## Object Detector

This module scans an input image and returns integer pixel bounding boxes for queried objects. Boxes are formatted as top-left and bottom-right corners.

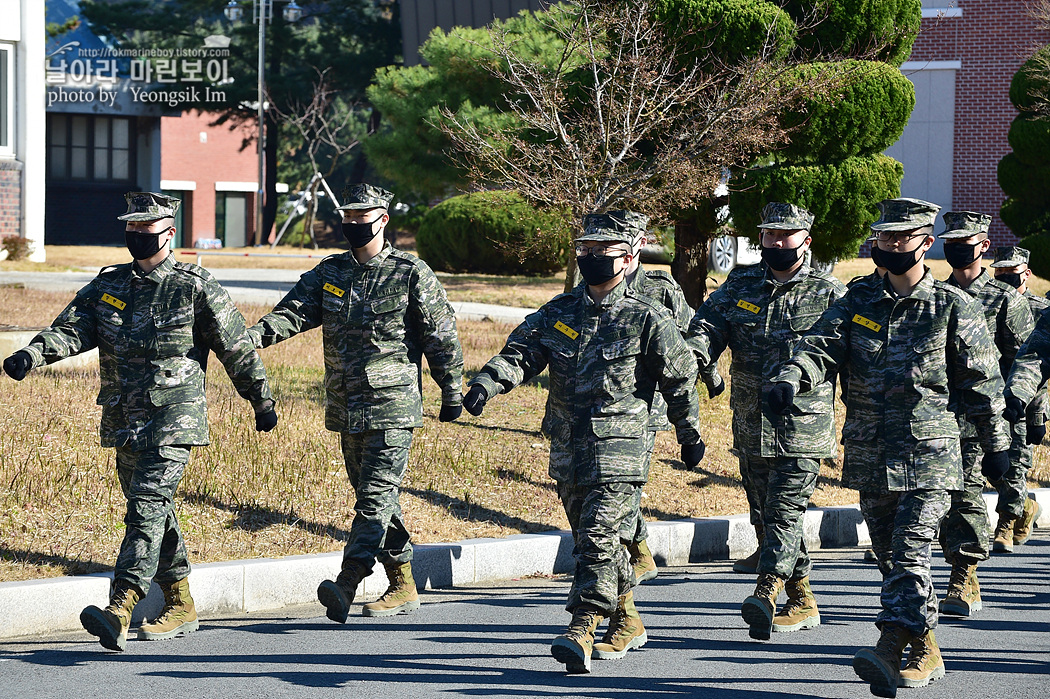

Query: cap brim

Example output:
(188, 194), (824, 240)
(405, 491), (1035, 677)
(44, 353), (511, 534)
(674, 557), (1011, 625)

(757, 222), (810, 231)
(118, 213), (170, 221)
(335, 203), (388, 211)
(938, 230), (986, 239)
(574, 232), (631, 244)
(870, 222), (933, 232)
(989, 260), (1025, 268)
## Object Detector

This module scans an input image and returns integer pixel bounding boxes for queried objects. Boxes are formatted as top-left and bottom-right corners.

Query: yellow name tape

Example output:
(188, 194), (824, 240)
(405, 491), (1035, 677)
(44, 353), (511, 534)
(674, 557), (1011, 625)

(852, 314), (882, 333)
(554, 321), (579, 340)
(101, 293), (126, 310)
(323, 283), (345, 298)
(736, 299), (761, 314)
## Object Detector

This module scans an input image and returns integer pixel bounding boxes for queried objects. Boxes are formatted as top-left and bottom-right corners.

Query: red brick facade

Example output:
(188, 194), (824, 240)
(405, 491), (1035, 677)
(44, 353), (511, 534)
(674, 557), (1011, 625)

(0, 161), (22, 236)
(910, 1), (1050, 244)
(159, 110), (258, 246)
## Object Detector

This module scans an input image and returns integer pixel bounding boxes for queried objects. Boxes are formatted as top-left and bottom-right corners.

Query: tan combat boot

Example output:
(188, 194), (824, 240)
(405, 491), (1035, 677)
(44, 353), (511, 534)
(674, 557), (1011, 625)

(80, 583), (142, 651)
(551, 605), (605, 673)
(1013, 498), (1042, 546)
(740, 572), (786, 640)
(317, 565), (364, 624)
(732, 522), (763, 574)
(627, 540), (658, 583)
(592, 591), (648, 659)
(772, 576), (820, 633)
(992, 513), (1017, 554)
(852, 624), (911, 698)
(363, 561), (420, 617)
(939, 559), (981, 616)
(138, 577), (199, 640)
(899, 629), (945, 688)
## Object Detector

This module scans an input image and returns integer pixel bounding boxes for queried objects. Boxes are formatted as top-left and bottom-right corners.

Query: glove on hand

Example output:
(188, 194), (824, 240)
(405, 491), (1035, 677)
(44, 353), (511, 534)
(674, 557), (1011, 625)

(463, 385), (489, 416)
(681, 440), (706, 469)
(255, 409), (279, 432)
(1027, 422), (1047, 446)
(767, 382), (795, 415)
(705, 374), (726, 399)
(439, 403), (463, 422)
(981, 450), (1010, 482)
(1003, 397), (1026, 424)
(3, 351), (32, 381)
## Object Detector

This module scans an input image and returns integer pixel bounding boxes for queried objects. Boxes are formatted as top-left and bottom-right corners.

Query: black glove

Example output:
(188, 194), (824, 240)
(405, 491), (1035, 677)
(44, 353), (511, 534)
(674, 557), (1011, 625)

(463, 385), (488, 416)
(255, 408), (279, 432)
(704, 374), (726, 399)
(981, 450), (1010, 482)
(767, 382), (795, 415)
(681, 440), (706, 469)
(3, 351), (32, 381)
(1027, 421), (1047, 446)
(1003, 396), (1026, 424)
(439, 403), (463, 422)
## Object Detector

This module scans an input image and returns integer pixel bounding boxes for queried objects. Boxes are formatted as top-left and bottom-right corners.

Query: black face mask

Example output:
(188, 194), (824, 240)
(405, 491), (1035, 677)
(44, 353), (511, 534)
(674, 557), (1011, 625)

(761, 240), (806, 272)
(997, 272), (1024, 289)
(879, 241), (924, 276)
(341, 220), (381, 248)
(125, 230), (167, 261)
(944, 241), (981, 269)
(869, 243), (886, 269)
(577, 253), (623, 286)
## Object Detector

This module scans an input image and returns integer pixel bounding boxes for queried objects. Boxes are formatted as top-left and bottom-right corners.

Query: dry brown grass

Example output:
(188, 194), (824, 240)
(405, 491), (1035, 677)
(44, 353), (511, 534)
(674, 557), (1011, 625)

(3, 258), (1050, 583)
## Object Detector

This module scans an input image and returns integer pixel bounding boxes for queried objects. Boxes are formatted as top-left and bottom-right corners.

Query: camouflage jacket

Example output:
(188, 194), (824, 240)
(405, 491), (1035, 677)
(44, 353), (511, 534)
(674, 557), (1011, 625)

(687, 259), (846, 458)
(1006, 296), (1050, 419)
(19, 254), (272, 449)
(470, 279), (701, 486)
(774, 269), (1010, 492)
(946, 269), (1034, 437)
(250, 242), (463, 434)
(1022, 291), (1050, 424)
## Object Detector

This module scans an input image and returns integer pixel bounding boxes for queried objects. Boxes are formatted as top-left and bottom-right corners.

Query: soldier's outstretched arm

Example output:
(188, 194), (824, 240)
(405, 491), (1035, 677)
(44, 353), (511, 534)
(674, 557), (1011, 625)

(1006, 311), (1050, 411)
(685, 285), (730, 370)
(466, 310), (550, 413)
(999, 289), (1035, 372)
(249, 267), (325, 348)
(953, 298), (1010, 454)
(408, 263), (464, 415)
(5, 282), (101, 379)
(772, 299), (851, 394)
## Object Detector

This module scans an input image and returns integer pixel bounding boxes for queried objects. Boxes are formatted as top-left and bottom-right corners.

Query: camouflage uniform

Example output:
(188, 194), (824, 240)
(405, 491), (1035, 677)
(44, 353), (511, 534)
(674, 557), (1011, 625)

(15, 249), (272, 595)
(772, 267), (1009, 635)
(469, 278), (701, 614)
(250, 230), (462, 579)
(939, 216), (1034, 562)
(687, 203), (845, 580)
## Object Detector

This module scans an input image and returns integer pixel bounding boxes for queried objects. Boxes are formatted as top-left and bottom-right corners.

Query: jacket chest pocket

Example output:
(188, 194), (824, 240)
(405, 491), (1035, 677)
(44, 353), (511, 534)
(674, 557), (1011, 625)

(153, 303), (196, 357)
(366, 291), (408, 340)
(96, 306), (126, 350)
(601, 336), (642, 399)
(851, 333), (884, 365)
(322, 288), (347, 320)
(912, 332), (947, 386)
(727, 309), (763, 361)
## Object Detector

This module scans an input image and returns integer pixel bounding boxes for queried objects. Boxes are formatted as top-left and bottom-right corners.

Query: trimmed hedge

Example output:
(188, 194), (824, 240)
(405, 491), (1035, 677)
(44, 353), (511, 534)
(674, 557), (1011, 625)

(998, 152), (1050, 200)
(1008, 116), (1050, 166)
(1021, 233), (1050, 279)
(779, 60), (914, 162)
(729, 154), (903, 262)
(783, 0), (921, 67)
(416, 191), (572, 276)
(1002, 197), (1050, 239)
(650, 0), (796, 63)
(1010, 46), (1050, 111)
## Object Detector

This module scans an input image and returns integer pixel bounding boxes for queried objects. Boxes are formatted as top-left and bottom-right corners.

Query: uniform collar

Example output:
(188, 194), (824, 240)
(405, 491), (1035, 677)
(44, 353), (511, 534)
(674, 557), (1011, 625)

(947, 267), (990, 295)
(133, 252), (175, 283)
(349, 240), (394, 268)
(878, 266), (936, 303)
(577, 274), (629, 309)
(762, 254), (812, 287)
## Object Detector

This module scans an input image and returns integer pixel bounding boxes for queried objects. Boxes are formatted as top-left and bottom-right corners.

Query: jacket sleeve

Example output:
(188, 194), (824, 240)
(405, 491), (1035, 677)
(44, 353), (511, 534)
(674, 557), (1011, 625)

(19, 281), (100, 368)
(408, 263), (464, 407)
(468, 309), (549, 399)
(1006, 311), (1050, 408)
(645, 312), (702, 445)
(772, 298), (852, 392)
(250, 267), (325, 348)
(197, 277), (273, 412)
(953, 297), (1010, 453)
(686, 284), (731, 370)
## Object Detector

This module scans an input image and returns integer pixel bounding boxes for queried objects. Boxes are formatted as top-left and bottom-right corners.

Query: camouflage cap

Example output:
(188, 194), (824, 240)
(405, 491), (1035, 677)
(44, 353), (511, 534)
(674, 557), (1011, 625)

(938, 210), (992, 239)
(990, 245), (1031, 268)
(757, 202), (814, 231)
(117, 192), (181, 221)
(576, 210), (649, 244)
(870, 197), (941, 232)
(335, 183), (394, 211)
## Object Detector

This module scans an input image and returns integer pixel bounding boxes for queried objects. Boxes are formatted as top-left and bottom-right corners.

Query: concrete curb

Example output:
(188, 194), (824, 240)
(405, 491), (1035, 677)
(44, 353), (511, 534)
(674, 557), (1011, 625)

(3, 489), (1046, 641)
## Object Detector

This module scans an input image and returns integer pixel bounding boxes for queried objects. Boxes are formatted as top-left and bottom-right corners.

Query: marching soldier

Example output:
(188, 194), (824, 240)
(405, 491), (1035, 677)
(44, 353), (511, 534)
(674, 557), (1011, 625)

(768, 198), (1010, 696)
(938, 213), (1034, 615)
(686, 202), (846, 640)
(248, 184), (464, 622)
(463, 213), (704, 673)
(2, 192), (277, 652)
(991, 246), (1046, 549)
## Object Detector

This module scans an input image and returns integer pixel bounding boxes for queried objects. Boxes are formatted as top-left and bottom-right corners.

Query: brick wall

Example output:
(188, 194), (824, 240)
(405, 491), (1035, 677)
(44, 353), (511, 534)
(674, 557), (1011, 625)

(0, 160), (23, 236)
(160, 111), (258, 245)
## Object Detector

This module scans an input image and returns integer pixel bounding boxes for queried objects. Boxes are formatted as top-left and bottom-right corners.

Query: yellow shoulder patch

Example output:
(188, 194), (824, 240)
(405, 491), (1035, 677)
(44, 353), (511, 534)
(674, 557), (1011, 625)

(101, 293), (127, 310)
(852, 314), (883, 333)
(736, 299), (761, 314)
(554, 320), (579, 340)
(322, 283), (345, 298)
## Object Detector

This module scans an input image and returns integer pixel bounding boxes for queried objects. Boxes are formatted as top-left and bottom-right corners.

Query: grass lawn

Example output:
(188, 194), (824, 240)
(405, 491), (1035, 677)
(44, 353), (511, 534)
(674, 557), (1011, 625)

(1, 251), (1048, 582)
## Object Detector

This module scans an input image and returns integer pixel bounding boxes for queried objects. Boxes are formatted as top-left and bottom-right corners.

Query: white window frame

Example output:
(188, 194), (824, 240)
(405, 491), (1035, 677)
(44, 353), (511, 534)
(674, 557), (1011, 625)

(0, 42), (15, 157)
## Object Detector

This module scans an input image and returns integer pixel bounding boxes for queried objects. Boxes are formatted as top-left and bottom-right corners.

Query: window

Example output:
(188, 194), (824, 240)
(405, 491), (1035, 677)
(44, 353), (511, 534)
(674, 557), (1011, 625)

(0, 43), (13, 156)
(47, 114), (134, 182)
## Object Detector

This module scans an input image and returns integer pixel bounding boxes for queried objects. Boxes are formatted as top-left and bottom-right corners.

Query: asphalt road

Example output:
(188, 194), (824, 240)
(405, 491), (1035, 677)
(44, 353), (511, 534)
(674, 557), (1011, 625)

(3, 540), (1048, 699)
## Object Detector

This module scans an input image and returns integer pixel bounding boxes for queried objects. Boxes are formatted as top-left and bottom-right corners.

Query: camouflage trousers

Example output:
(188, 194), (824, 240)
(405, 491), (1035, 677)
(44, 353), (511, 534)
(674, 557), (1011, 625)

(753, 455), (820, 580)
(939, 439), (991, 564)
(339, 429), (414, 580)
(739, 450), (770, 529)
(559, 481), (640, 615)
(991, 421), (1032, 519)
(113, 444), (192, 596)
(860, 489), (950, 636)
(619, 431), (656, 546)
